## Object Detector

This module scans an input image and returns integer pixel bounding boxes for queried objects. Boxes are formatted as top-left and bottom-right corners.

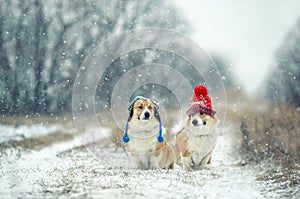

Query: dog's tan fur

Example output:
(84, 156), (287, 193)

(175, 112), (218, 171)
(127, 99), (175, 170)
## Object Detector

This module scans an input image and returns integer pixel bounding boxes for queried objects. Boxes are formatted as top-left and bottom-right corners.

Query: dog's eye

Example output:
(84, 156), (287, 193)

(200, 112), (204, 115)
(138, 105), (143, 109)
(148, 106), (153, 110)
(203, 121), (206, 125)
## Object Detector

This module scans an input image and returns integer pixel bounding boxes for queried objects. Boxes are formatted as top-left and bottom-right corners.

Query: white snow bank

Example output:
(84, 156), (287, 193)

(0, 123), (71, 143)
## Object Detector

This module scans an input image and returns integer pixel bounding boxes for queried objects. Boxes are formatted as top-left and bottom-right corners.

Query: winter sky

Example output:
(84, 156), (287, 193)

(173, 0), (300, 93)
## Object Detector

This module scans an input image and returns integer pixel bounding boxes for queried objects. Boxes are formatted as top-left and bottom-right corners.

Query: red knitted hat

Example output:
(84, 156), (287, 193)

(187, 85), (216, 117)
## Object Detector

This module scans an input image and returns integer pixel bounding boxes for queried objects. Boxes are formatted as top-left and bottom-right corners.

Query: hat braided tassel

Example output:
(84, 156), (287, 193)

(122, 121), (130, 143)
(157, 117), (164, 143)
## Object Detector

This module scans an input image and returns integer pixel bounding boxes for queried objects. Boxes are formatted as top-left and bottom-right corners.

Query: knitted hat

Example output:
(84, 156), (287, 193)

(186, 85), (216, 117)
(122, 96), (164, 143)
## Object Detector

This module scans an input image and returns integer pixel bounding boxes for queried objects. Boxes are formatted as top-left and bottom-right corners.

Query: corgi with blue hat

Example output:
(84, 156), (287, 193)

(122, 96), (175, 170)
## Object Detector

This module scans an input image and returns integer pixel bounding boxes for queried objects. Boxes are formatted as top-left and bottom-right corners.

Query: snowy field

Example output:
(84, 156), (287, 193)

(0, 123), (298, 198)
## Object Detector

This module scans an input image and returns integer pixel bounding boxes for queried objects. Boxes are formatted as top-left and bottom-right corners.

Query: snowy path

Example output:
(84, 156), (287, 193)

(0, 125), (295, 198)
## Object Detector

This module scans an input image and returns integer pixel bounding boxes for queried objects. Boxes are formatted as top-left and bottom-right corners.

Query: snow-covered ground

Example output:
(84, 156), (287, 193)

(0, 124), (298, 198)
(0, 124), (63, 143)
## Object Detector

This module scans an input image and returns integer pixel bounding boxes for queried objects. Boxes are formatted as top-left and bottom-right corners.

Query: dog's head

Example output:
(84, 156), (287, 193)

(128, 98), (160, 126)
(187, 111), (217, 130)
(123, 96), (164, 143)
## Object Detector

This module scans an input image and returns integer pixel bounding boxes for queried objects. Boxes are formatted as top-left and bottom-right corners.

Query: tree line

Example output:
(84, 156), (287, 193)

(3, 0), (291, 116)
(266, 18), (300, 107)
(0, 0), (189, 115)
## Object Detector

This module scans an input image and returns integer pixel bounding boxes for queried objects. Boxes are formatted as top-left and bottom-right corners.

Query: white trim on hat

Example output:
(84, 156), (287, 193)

(191, 101), (204, 106)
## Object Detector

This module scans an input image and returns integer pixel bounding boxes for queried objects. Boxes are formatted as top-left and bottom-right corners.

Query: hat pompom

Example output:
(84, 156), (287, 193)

(188, 85), (216, 116)
(122, 135), (130, 143)
(157, 135), (164, 143)
(194, 85), (208, 97)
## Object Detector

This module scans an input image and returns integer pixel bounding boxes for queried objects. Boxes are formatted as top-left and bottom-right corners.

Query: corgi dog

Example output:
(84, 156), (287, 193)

(175, 85), (218, 171)
(122, 96), (175, 170)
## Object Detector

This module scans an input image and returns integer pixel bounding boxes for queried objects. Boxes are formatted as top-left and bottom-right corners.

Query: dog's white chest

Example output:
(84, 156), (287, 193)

(190, 127), (208, 149)
(189, 127), (215, 163)
(127, 123), (160, 153)
(127, 124), (165, 169)
(129, 136), (157, 153)
(128, 136), (161, 169)
(191, 136), (205, 151)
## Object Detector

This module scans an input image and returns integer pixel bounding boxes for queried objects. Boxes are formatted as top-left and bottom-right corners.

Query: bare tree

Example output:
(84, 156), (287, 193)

(32, 0), (48, 113)
(266, 18), (300, 106)
(210, 54), (235, 89)
(0, 2), (13, 113)
(0, 0), (190, 115)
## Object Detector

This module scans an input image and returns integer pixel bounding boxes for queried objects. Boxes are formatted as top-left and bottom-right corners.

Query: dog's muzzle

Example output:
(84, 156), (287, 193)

(138, 111), (151, 120)
(192, 118), (206, 127)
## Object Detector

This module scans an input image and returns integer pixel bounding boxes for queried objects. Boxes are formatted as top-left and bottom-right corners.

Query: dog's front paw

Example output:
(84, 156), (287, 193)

(150, 165), (160, 170)
(183, 164), (193, 171)
(181, 157), (193, 171)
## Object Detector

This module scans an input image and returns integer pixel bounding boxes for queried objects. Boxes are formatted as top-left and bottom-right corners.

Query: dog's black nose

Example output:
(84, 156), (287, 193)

(192, 119), (198, 126)
(144, 111), (150, 119)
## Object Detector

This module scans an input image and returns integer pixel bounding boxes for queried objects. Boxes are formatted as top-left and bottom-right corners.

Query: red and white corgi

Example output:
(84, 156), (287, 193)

(175, 85), (218, 171)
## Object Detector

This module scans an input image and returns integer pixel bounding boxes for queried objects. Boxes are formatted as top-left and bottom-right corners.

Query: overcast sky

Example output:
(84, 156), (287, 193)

(173, 0), (300, 93)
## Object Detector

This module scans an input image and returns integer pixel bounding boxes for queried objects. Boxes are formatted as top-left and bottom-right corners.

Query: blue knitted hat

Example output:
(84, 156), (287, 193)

(122, 96), (164, 143)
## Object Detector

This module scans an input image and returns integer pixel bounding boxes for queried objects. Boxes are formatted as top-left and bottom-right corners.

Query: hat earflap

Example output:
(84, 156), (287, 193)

(153, 101), (164, 143)
(122, 96), (143, 143)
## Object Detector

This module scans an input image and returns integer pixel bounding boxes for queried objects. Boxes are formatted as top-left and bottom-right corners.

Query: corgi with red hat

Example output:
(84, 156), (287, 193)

(175, 85), (218, 171)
